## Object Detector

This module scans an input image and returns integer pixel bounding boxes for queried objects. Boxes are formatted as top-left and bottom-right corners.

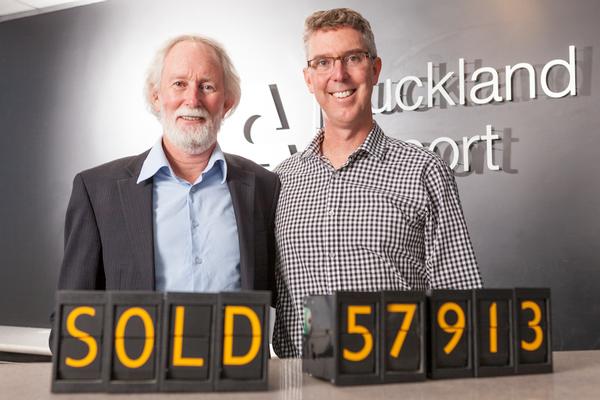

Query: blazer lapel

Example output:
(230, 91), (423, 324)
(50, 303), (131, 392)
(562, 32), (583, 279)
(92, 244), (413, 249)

(226, 154), (255, 290)
(117, 152), (155, 290)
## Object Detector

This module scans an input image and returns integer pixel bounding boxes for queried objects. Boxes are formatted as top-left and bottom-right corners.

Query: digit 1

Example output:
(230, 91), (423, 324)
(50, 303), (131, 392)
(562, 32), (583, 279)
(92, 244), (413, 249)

(489, 302), (498, 354)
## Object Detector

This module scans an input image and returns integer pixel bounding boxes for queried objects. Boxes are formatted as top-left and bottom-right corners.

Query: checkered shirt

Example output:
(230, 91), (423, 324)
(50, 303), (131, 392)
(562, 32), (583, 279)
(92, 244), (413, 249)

(272, 123), (483, 358)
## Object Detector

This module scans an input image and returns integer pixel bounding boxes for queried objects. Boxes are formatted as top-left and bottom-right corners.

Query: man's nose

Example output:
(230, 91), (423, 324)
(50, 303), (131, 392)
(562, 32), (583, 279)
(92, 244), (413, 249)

(330, 58), (348, 80)
(184, 85), (202, 107)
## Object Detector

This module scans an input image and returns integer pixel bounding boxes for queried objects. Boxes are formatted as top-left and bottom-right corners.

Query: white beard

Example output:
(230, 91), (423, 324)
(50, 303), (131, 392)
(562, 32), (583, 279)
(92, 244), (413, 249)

(160, 106), (222, 155)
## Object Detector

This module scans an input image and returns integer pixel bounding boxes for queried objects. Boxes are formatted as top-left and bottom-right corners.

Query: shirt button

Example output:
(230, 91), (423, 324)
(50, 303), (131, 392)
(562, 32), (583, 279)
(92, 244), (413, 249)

(192, 221), (199, 229)
(194, 257), (203, 265)
(328, 209), (335, 216)
(329, 252), (336, 259)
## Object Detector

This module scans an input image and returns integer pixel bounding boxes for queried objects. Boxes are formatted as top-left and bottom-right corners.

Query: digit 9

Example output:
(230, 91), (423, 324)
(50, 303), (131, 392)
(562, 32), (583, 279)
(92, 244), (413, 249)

(437, 302), (465, 354)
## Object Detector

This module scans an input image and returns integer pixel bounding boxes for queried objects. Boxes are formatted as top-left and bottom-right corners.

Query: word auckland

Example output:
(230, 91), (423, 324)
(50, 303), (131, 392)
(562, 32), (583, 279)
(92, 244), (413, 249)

(373, 45), (577, 112)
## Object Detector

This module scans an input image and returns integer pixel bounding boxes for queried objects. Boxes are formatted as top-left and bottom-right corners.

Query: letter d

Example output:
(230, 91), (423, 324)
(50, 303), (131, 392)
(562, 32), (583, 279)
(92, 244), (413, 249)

(222, 306), (262, 366)
(541, 45), (577, 98)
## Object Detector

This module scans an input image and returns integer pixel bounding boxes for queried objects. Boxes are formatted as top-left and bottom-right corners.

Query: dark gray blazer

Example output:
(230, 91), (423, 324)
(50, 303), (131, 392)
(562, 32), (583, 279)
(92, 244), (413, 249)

(56, 150), (280, 296)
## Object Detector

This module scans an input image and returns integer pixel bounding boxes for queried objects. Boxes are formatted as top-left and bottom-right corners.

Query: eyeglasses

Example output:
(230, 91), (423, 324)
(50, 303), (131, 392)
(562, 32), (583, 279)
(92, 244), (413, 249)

(307, 51), (373, 73)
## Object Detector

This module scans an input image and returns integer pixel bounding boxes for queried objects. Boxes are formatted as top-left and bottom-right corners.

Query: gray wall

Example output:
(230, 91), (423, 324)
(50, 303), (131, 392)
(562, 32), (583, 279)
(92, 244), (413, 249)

(0, 0), (598, 350)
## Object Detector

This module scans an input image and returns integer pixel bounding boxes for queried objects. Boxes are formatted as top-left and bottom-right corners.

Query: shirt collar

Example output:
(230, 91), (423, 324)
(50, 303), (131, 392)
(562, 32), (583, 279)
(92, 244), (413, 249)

(301, 128), (325, 159)
(301, 121), (387, 161)
(205, 144), (228, 184)
(356, 121), (386, 161)
(137, 138), (227, 184)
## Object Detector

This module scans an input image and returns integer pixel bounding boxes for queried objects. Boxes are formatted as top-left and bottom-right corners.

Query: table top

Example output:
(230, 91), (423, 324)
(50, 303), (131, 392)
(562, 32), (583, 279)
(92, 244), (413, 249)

(0, 325), (51, 355)
(1, 350), (598, 399)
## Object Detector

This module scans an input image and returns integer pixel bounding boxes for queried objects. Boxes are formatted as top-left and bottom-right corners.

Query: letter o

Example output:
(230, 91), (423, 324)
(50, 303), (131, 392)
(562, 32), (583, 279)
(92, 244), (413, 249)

(114, 307), (155, 368)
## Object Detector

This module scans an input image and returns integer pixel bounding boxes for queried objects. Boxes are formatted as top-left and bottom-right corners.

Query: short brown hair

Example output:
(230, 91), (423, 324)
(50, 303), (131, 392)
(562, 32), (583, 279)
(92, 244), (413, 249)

(303, 8), (377, 58)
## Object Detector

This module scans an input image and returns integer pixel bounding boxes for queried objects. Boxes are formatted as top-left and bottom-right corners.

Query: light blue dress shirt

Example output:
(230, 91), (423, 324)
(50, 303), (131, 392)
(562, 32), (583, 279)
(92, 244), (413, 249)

(137, 140), (241, 292)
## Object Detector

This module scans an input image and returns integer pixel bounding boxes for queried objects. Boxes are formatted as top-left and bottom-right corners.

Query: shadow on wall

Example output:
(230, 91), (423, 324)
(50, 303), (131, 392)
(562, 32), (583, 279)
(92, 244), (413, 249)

(368, 46), (593, 176)
(446, 127), (518, 177)
(373, 46), (593, 113)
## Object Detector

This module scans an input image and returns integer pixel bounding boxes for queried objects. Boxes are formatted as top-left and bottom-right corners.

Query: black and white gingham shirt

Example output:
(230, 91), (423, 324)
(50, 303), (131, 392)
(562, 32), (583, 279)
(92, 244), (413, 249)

(273, 123), (482, 358)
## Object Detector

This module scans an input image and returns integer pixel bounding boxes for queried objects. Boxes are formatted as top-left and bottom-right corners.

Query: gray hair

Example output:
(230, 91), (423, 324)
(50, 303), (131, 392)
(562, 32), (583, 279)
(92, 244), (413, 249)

(303, 8), (377, 58)
(144, 34), (241, 118)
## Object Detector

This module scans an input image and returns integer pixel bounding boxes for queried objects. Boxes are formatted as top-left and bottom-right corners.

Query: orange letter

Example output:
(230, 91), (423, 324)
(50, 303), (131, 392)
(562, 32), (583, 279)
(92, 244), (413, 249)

(223, 306), (261, 366)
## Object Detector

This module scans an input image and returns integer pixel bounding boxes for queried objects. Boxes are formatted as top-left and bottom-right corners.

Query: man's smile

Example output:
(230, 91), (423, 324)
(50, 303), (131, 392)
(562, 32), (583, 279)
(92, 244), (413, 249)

(178, 115), (206, 122)
(330, 89), (356, 99)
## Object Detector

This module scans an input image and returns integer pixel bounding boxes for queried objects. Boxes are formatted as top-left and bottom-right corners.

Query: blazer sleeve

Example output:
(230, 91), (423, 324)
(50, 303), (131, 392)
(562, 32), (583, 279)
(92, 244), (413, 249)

(267, 175), (281, 307)
(50, 173), (105, 350)
(58, 173), (105, 291)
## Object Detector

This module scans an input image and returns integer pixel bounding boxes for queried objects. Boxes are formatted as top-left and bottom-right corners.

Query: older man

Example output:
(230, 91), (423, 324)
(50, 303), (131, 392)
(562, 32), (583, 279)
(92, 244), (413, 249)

(56, 35), (279, 296)
(273, 8), (482, 357)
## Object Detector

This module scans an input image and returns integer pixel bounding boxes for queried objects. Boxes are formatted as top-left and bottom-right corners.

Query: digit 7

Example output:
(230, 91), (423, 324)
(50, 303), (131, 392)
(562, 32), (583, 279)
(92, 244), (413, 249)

(387, 304), (416, 357)
(381, 291), (426, 383)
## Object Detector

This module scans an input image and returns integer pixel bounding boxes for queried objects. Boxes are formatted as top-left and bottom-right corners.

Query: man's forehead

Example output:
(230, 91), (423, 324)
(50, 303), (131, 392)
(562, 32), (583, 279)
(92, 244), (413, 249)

(307, 27), (366, 56)
(162, 40), (221, 73)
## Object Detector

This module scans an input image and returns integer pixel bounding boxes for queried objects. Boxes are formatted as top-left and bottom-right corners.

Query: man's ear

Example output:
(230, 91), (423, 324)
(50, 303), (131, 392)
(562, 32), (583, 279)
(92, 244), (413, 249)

(372, 56), (382, 84)
(303, 67), (315, 94)
(223, 97), (235, 118)
(151, 89), (161, 114)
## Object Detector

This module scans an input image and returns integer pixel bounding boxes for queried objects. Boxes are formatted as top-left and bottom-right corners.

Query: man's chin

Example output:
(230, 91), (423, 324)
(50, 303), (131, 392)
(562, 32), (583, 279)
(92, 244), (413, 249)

(182, 141), (217, 155)
(176, 119), (207, 130)
(162, 116), (221, 156)
(163, 130), (216, 155)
